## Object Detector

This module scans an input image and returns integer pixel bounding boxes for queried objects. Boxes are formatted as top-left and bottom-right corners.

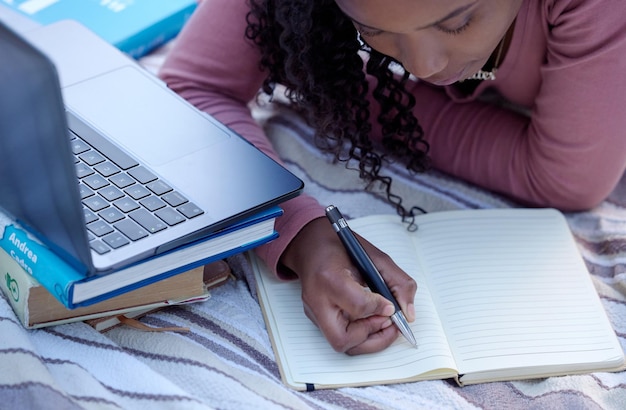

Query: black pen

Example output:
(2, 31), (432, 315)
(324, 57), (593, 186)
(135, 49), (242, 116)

(325, 205), (417, 348)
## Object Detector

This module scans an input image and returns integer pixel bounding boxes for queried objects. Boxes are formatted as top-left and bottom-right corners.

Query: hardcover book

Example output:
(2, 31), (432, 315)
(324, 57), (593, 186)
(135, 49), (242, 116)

(2, 0), (197, 58)
(253, 208), (626, 390)
(84, 260), (233, 332)
(0, 249), (232, 329)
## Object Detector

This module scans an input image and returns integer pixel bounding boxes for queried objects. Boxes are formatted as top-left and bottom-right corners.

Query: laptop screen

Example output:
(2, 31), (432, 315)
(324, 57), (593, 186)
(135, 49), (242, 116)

(0, 21), (92, 273)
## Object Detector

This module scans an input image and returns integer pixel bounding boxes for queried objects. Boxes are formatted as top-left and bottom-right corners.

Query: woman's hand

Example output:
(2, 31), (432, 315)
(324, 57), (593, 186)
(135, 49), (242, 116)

(280, 217), (417, 355)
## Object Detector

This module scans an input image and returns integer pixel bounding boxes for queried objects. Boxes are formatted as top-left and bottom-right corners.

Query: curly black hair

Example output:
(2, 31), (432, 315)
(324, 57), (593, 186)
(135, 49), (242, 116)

(245, 0), (431, 224)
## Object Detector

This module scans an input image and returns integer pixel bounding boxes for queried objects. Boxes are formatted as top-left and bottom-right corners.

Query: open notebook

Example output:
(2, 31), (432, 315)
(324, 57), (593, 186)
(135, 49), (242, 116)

(253, 208), (625, 391)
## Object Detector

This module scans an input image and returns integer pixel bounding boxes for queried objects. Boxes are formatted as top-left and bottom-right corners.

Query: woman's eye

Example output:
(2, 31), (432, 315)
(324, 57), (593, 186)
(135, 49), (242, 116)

(356, 24), (384, 38)
(355, 16), (473, 37)
(437, 18), (472, 35)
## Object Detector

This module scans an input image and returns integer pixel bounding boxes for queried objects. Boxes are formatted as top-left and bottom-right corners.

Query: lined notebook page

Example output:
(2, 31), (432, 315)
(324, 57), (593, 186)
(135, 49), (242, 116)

(414, 209), (624, 377)
(254, 215), (458, 388)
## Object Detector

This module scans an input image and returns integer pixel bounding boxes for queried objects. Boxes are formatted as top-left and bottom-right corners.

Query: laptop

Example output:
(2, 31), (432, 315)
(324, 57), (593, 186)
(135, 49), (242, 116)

(0, 19), (303, 275)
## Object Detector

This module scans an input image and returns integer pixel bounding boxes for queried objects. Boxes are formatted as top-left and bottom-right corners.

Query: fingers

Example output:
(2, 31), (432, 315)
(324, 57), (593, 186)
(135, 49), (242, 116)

(281, 217), (418, 355)
(358, 234), (417, 322)
(344, 321), (398, 355)
(303, 298), (399, 354)
(301, 266), (400, 354)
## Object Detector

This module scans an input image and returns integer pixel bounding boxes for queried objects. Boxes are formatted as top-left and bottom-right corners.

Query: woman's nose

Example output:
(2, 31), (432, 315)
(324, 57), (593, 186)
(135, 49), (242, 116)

(396, 34), (448, 79)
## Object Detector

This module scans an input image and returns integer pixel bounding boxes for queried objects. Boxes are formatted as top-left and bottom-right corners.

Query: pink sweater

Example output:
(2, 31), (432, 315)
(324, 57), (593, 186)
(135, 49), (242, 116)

(160, 0), (626, 275)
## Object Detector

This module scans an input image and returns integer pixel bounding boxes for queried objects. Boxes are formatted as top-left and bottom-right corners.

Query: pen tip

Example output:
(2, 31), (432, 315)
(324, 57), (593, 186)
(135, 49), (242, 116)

(391, 312), (418, 348)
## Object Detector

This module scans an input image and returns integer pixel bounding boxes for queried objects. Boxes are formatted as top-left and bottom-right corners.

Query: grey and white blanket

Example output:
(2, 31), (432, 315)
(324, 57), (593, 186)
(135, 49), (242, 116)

(1, 45), (625, 410)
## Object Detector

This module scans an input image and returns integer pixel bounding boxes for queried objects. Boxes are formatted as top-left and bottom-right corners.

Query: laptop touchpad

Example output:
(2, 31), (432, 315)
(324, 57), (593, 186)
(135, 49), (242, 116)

(62, 66), (229, 166)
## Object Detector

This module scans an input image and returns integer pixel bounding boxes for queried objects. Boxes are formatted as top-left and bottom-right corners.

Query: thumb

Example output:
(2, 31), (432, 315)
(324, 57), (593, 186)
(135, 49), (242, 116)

(362, 289), (396, 319)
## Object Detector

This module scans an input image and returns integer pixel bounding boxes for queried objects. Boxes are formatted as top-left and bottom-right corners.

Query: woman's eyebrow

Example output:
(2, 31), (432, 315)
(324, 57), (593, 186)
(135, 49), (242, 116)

(346, 1), (478, 32)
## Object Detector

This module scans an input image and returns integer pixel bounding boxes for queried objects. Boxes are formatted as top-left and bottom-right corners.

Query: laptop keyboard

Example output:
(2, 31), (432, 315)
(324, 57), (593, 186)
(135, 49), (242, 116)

(69, 129), (204, 255)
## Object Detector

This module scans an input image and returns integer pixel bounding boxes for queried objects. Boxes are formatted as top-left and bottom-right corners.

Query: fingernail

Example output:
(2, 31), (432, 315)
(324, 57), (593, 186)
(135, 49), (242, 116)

(383, 304), (395, 317)
(407, 302), (415, 322)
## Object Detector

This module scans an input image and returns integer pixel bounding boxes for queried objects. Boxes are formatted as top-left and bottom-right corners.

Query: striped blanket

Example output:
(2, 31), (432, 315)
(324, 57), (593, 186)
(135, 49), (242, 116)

(1, 46), (625, 410)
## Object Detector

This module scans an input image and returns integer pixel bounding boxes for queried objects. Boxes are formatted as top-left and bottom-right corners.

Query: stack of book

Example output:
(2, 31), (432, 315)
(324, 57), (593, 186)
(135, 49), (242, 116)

(0, 247), (230, 330)
(0, 206), (282, 330)
(0, 0), (198, 58)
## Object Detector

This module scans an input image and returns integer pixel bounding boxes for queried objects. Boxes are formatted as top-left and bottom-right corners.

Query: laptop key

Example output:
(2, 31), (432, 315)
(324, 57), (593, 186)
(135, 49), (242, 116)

(83, 174), (110, 190)
(177, 202), (204, 219)
(99, 186), (124, 202)
(99, 207), (125, 223)
(94, 161), (121, 177)
(77, 125), (139, 170)
(83, 195), (109, 212)
(128, 166), (157, 184)
(114, 219), (149, 241)
(162, 191), (188, 207)
(146, 180), (172, 195)
(102, 232), (130, 249)
(109, 173), (136, 188)
(78, 183), (95, 199)
(155, 207), (185, 226)
(75, 162), (94, 178)
(90, 240), (111, 255)
(140, 195), (166, 211)
(124, 184), (151, 200)
(83, 208), (98, 224)
(130, 209), (168, 233)
(87, 220), (114, 237)
(79, 150), (106, 166)
(70, 138), (90, 155)
(113, 197), (140, 213)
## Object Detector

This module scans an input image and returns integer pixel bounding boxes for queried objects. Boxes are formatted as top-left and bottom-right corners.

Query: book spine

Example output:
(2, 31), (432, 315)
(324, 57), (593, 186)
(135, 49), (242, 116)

(119, 4), (197, 59)
(0, 213), (82, 308)
(3, 0), (197, 59)
(0, 247), (35, 328)
(74, 231), (278, 308)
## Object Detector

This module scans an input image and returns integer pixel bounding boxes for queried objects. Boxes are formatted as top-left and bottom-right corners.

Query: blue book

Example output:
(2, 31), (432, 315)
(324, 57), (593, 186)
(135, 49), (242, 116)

(4, 0), (197, 58)
(0, 206), (281, 308)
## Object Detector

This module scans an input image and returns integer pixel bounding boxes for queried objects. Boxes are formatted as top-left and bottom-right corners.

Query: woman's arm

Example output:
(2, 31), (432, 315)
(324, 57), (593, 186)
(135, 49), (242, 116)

(158, 0), (325, 275)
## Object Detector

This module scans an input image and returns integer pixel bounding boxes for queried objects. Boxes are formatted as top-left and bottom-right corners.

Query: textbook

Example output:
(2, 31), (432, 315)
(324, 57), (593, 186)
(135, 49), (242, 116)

(84, 260), (233, 332)
(3, 0), (197, 58)
(253, 208), (626, 390)
(0, 206), (281, 309)
(0, 247), (229, 329)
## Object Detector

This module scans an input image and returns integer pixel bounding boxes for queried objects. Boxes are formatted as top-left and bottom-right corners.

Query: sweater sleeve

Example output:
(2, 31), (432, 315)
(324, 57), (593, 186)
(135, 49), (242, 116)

(158, 0), (325, 278)
(403, 0), (626, 211)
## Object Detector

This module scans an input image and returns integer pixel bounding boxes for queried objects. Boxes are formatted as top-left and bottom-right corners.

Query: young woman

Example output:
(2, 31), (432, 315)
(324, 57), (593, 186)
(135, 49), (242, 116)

(160, 0), (626, 355)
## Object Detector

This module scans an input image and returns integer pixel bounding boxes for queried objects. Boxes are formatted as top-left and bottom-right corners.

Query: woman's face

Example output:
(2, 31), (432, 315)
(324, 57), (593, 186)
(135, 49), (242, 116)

(334, 0), (523, 85)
